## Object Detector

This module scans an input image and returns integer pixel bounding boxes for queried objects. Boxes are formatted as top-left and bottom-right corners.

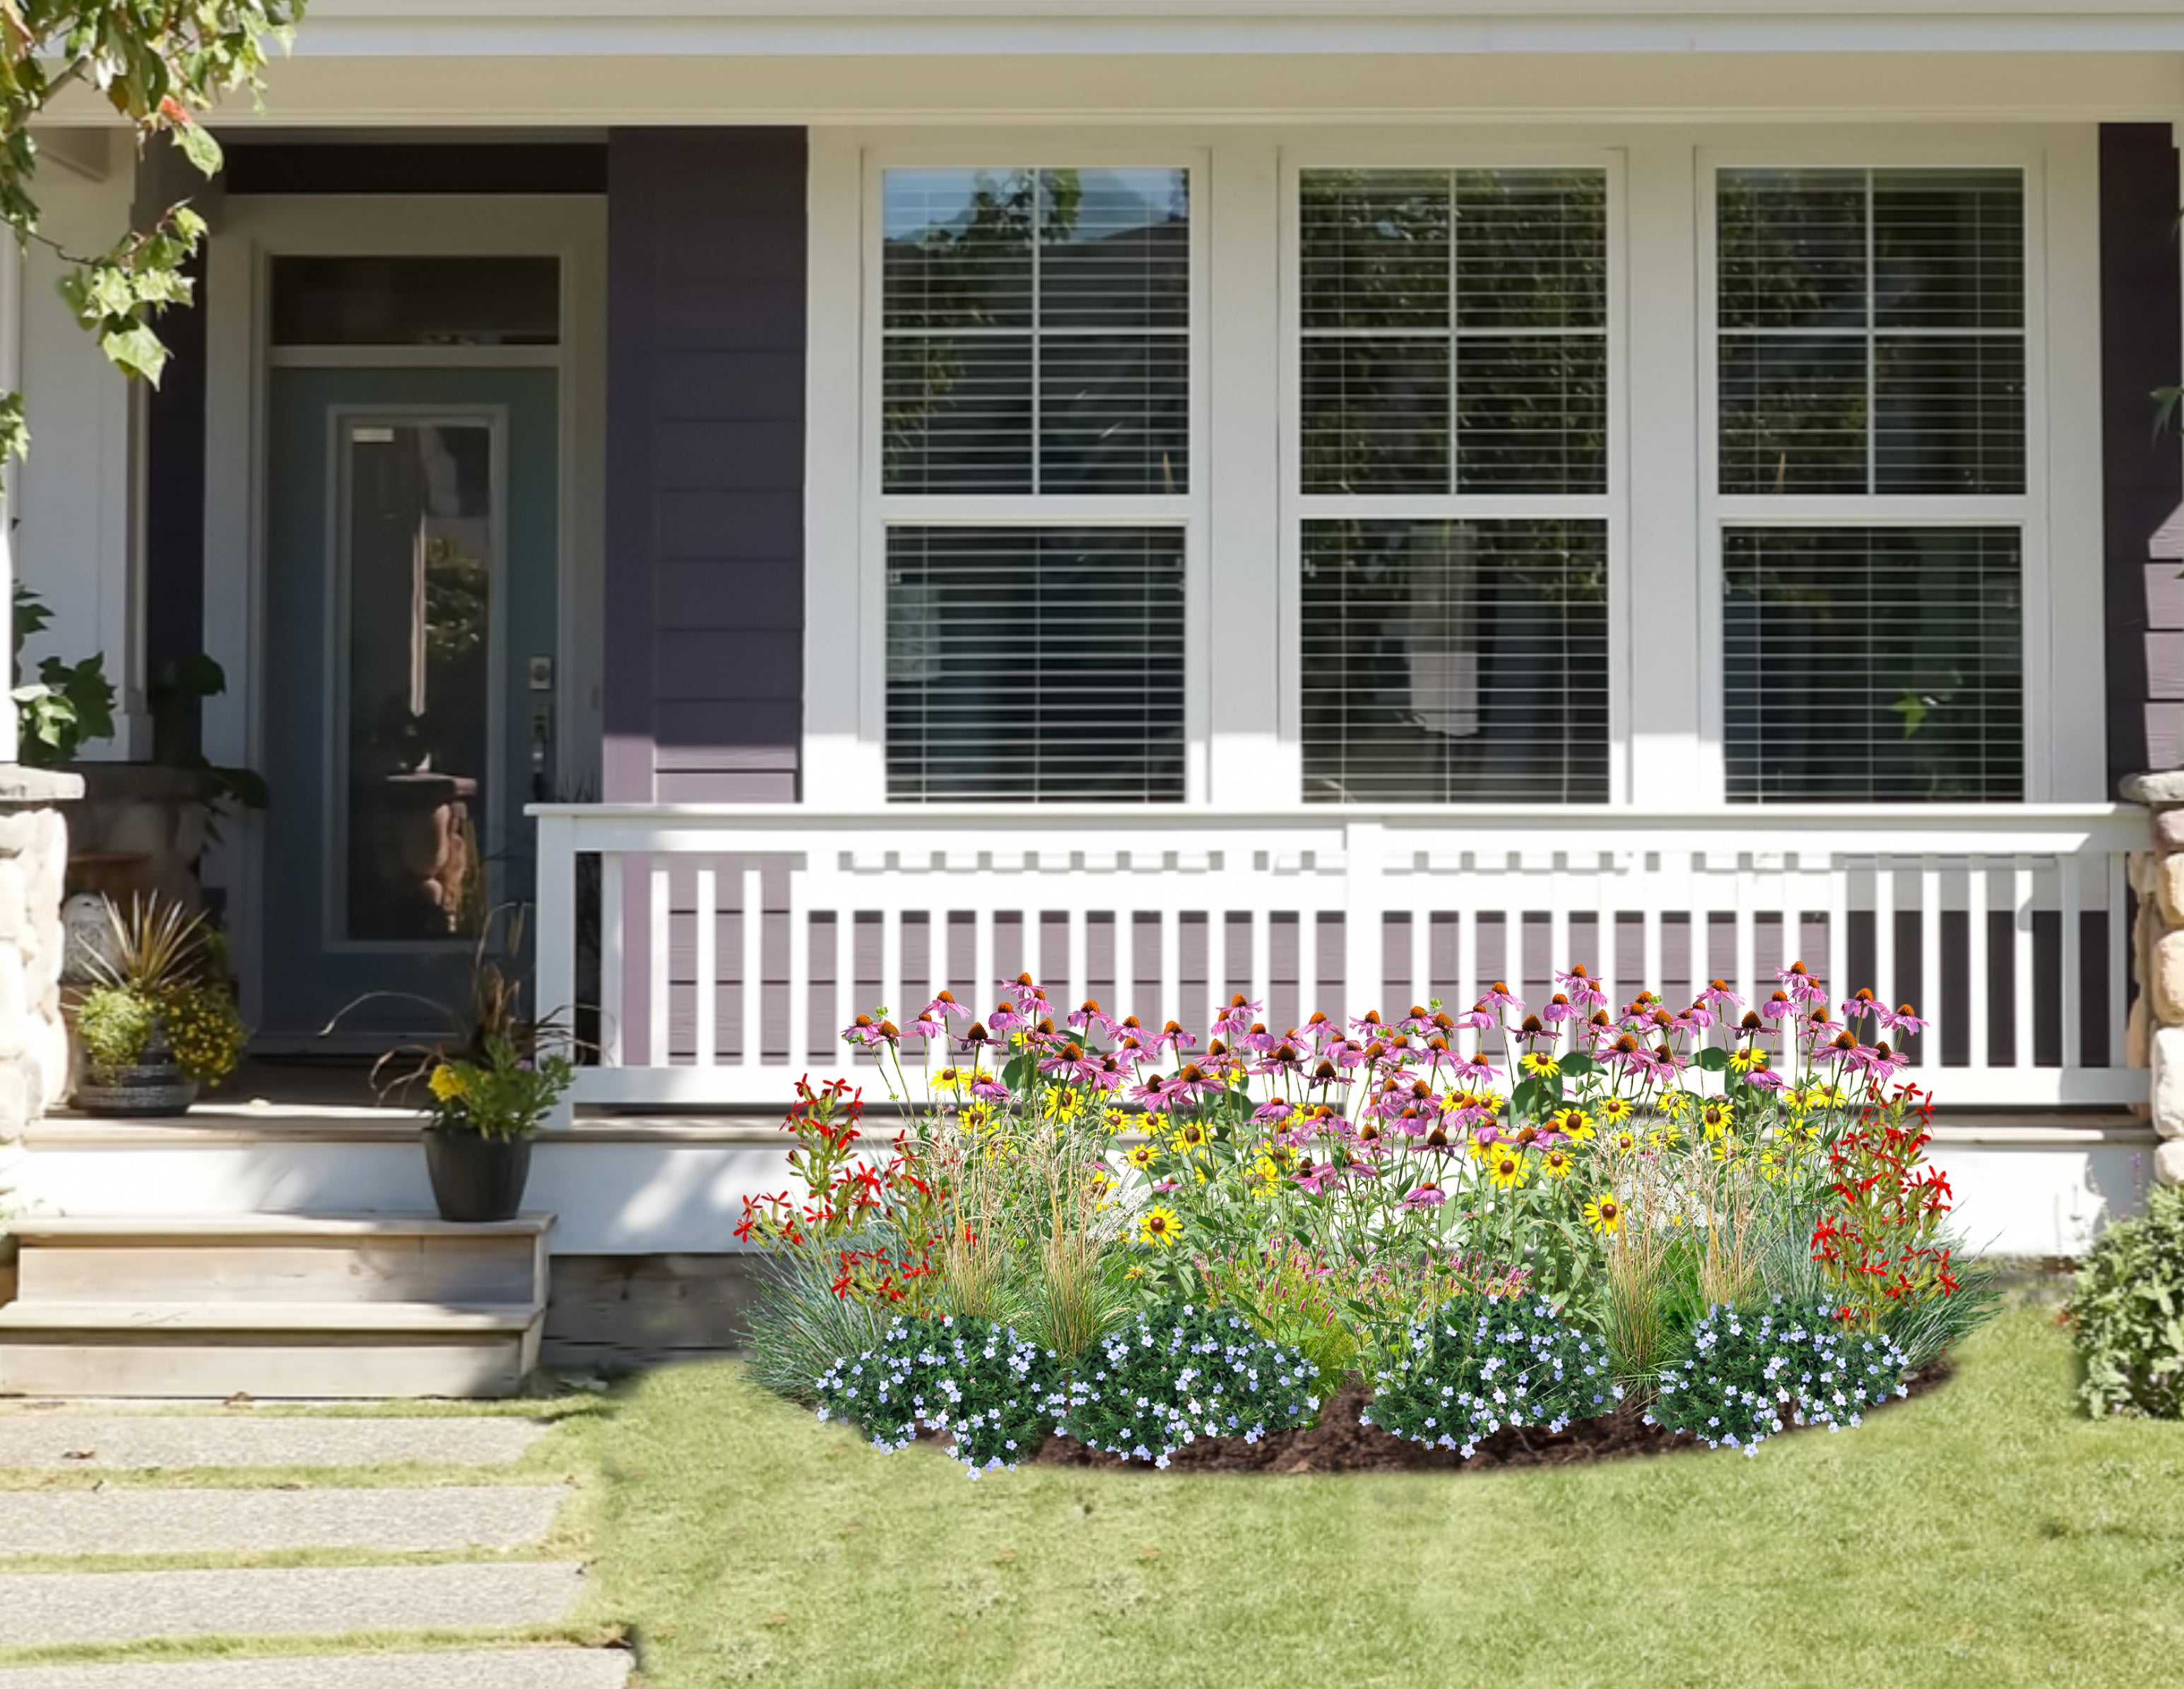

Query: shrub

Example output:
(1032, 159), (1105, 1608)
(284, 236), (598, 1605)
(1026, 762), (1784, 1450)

(1647, 1298), (1908, 1454)
(2070, 1184), (2184, 1419)
(815, 1314), (1058, 1476)
(1047, 1304), (1318, 1467)
(1362, 1293), (1619, 1457)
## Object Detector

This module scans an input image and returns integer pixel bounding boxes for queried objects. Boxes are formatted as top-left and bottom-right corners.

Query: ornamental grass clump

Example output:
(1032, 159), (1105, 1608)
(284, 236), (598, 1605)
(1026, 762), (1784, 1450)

(1046, 1304), (1318, 1467)
(815, 1314), (1060, 1477)
(1362, 1293), (1619, 1457)
(1646, 1298), (1908, 1454)
(2068, 1183), (2184, 1419)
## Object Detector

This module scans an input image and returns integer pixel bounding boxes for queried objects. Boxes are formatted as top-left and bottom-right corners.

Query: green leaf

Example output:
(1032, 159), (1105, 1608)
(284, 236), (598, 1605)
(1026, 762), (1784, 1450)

(1558, 1053), (1598, 1078)
(170, 119), (223, 179)
(98, 321), (168, 384)
(1694, 1046), (1729, 1073)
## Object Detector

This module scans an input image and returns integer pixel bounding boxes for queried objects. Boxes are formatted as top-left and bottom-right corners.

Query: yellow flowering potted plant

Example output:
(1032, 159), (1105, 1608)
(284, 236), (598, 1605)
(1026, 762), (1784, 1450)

(73, 895), (246, 1115)
(421, 1036), (574, 1222)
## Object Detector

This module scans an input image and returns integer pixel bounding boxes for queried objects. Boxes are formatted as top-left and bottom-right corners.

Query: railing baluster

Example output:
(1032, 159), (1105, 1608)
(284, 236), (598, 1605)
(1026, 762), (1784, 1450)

(1824, 850), (1848, 1011)
(1159, 903), (1181, 1031)
(974, 907), (996, 1021)
(1067, 906), (1087, 1017)
(1967, 857), (1990, 1072)
(600, 851), (625, 1068)
(2012, 855), (2034, 1072)
(1918, 855), (1941, 1068)
(786, 859), (810, 1070)
(880, 891), (903, 1038)
(1733, 856), (1755, 1007)
(2061, 848), (2083, 1072)
(741, 859), (764, 1071)
(694, 863), (716, 1069)
(1875, 854), (1896, 1014)
(648, 860), (670, 1070)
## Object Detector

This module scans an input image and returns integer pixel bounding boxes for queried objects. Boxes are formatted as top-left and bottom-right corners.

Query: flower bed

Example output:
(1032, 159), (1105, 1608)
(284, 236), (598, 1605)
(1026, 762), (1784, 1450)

(739, 964), (1995, 1475)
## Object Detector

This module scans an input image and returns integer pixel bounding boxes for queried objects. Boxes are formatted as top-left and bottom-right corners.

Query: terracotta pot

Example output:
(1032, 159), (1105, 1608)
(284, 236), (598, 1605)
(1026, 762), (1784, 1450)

(423, 1129), (533, 1223)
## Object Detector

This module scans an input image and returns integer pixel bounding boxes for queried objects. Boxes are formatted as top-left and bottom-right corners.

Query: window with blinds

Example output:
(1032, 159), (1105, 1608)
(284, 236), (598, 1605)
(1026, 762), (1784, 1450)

(1723, 528), (2022, 801)
(1717, 167), (2025, 496)
(882, 168), (1190, 496)
(1299, 168), (1608, 495)
(1301, 520), (1610, 803)
(886, 528), (1186, 802)
(879, 166), (1193, 802)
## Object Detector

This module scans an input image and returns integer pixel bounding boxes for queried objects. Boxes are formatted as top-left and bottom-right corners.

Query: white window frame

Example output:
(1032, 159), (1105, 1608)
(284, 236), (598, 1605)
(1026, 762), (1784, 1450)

(849, 141), (1212, 806)
(803, 124), (2105, 814)
(1695, 132), (2075, 804)
(1279, 143), (1632, 806)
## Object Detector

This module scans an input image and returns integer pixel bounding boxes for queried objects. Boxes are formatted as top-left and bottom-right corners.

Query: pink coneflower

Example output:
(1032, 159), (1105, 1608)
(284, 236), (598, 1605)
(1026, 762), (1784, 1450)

(907, 1012), (946, 1042)
(1037, 1041), (1106, 1084)
(1701, 978), (1745, 1020)
(1165, 1062), (1224, 1105)
(1477, 981), (1525, 1018)
(1879, 1002), (1930, 1038)
(1008, 973), (1051, 1017)
(1155, 1019), (1198, 1056)
(924, 990), (974, 1025)
(1068, 998), (1118, 1039)
(986, 1002), (1028, 1037)
(1213, 993), (1263, 1040)
(1512, 1014), (1559, 1045)
(1541, 992), (1578, 1025)
(1556, 964), (1608, 1011)
(1760, 990), (1796, 1023)
(1448, 1050), (1497, 1084)
(1778, 959), (1827, 1006)
(1237, 1021), (1283, 1055)
(1403, 1182), (1448, 1209)
(841, 1014), (897, 1047)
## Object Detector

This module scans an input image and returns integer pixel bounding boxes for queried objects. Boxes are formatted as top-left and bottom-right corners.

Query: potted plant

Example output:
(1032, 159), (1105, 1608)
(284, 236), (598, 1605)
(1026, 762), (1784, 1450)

(73, 895), (247, 1115)
(420, 1036), (574, 1221)
(333, 905), (582, 1223)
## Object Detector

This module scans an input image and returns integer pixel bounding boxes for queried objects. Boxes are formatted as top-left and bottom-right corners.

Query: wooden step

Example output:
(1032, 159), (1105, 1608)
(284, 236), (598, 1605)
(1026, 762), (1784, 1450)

(10, 1214), (551, 1308)
(0, 1299), (545, 1399)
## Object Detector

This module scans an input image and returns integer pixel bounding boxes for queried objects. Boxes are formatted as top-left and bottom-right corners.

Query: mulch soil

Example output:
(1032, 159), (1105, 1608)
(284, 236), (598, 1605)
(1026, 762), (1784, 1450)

(1032, 1357), (1954, 1476)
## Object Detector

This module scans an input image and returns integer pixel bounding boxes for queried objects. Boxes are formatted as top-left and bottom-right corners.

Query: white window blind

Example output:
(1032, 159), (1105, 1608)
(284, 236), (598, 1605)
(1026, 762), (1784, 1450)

(879, 166), (1194, 802)
(1294, 165), (1615, 804)
(1299, 168), (1607, 495)
(1723, 528), (2023, 802)
(1718, 167), (2024, 496)
(883, 168), (1189, 495)
(886, 528), (1186, 802)
(1301, 519), (1610, 802)
(1714, 165), (2029, 804)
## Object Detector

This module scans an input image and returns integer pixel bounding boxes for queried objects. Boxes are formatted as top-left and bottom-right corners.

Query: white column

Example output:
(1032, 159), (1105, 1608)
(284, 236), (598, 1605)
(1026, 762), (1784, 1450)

(0, 235), (19, 765)
(1624, 139), (1706, 807)
(1205, 140), (1286, 802)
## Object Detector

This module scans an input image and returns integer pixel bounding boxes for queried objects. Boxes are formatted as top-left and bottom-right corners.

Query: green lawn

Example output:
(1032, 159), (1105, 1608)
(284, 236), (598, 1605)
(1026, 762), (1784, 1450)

(591, 1298), (2184, 1689)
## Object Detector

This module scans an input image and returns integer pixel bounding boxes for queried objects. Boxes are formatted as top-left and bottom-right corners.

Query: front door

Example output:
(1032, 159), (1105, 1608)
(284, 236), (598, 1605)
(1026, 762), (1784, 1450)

(261, 367), (560, 1041)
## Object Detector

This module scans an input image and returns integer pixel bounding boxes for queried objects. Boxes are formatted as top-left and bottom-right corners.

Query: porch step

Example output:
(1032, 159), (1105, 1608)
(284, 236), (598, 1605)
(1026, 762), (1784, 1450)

(9, 1214), (550, 1307)
(0, 1216), (551, 1399)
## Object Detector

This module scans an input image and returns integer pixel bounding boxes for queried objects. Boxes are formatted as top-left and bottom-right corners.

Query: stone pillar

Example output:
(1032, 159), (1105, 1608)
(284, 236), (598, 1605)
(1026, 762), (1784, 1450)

(0, 769), (81, 1193)
(2123, 771), (2184, 1185)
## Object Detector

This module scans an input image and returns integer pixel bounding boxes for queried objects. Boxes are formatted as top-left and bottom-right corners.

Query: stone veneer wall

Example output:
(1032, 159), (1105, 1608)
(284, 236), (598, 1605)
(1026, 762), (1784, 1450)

(0, 767), (81, 1217)
(2124, 771), (2184, 1183)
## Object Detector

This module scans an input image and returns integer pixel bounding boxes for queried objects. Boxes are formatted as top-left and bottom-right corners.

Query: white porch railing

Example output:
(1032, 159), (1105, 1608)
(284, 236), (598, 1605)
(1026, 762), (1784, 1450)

(530, 805), (2148, 1112)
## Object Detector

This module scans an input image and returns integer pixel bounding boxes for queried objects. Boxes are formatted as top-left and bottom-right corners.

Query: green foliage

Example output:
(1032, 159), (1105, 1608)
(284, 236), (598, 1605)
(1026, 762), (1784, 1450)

(159, 979), (244, 1086)
(12, 584), (115, 765)
(815, 1314), (1061, 1476)
(0, 0), (308, 468)
(73, 983), (157, 1079)
(1045, 1304), (1318, 1466)
(2069, 1184), (2184, 1418)
(425, 1034), (574, 1141)
(1648, 1298), (1908, 1453)
(1361, 1293), (1619, 1456)
(740, 1244), (895, 1406)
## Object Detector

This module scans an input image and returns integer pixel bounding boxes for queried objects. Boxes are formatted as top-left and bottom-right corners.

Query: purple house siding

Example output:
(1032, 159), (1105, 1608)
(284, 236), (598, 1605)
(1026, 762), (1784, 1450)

(2100, 124), (2184, 786)
(604, 128), (808, 803)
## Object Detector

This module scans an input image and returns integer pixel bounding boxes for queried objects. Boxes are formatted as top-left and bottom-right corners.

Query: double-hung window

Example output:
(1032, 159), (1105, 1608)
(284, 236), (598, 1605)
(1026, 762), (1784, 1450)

(1292, 164), (1615, 804)
(1713, 165), (2028, 802)
(878, 165), (1196, 802)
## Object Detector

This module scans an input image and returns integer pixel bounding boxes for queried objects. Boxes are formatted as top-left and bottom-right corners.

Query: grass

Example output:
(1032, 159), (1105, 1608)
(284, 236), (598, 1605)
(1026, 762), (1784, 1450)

(590, 1295), (2184, 1689)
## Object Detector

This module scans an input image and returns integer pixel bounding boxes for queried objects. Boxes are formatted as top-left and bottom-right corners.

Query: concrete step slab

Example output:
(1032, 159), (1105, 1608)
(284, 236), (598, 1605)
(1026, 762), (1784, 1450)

(0, 1416), (548, 1471)
(0, 1486), (568, 1558)
(0, 1561), (588, 1647)
(0, 1649), (630, 1688)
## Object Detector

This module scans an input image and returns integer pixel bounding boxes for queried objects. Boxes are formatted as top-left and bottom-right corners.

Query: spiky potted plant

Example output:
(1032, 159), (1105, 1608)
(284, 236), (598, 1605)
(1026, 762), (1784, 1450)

(333, 905), (579, 1222)
(73, 896), (247, 1115)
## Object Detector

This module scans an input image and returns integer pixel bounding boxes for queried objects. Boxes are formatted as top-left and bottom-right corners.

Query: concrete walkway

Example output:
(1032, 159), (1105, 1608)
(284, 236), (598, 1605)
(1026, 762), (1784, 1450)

(0, 1652), (630, 1688)
(0, 1410), (627, 1681)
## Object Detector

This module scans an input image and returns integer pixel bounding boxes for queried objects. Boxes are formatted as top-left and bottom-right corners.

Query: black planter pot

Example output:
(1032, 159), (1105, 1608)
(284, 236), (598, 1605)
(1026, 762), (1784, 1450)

(423, 1130), (533, 1223)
